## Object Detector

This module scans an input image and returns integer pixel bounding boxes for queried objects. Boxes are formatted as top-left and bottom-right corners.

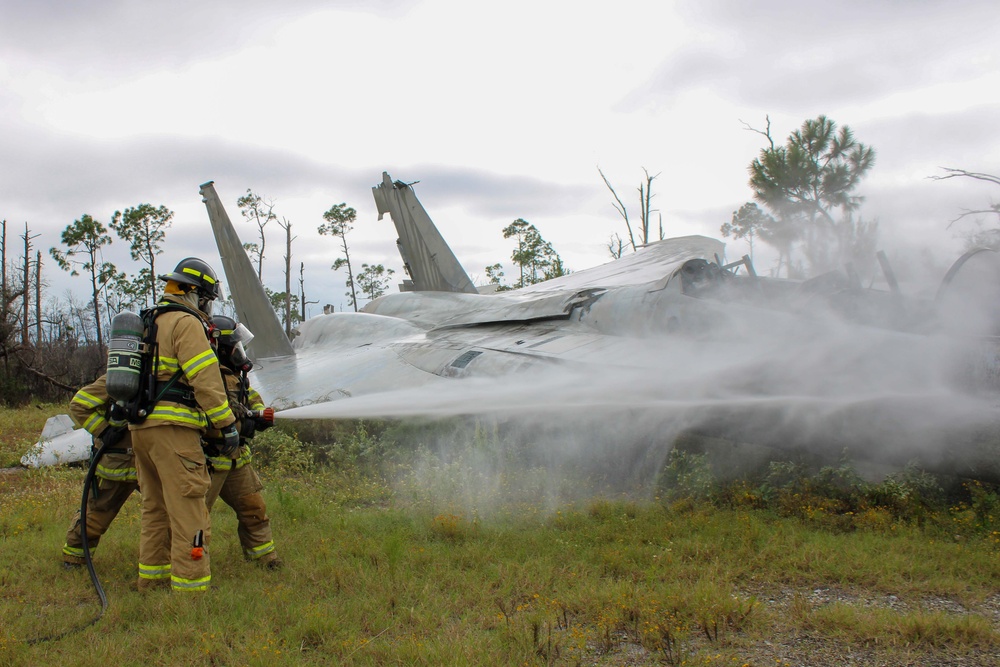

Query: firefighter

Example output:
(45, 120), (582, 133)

(129, 257), (237, 593)
(61, 374), (138, 568)
(202, 315), (281, 569)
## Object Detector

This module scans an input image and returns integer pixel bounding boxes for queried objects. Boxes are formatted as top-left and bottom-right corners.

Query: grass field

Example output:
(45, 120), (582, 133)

(1, 403), (999, 666)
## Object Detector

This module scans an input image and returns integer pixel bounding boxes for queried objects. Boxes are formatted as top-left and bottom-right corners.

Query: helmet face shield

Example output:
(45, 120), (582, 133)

(230, 341), (249, 368)
(231, 323), (255, 348)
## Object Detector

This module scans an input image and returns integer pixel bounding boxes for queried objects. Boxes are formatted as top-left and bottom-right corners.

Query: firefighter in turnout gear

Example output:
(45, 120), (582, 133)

(62, 374), (139, 567)
(130, 257), (237, 592)
(203, 315), (281, 569)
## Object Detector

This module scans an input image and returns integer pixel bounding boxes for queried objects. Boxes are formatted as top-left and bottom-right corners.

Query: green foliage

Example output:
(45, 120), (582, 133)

(355, 263), (395, 302)
(747, 115), (877, 275)
(318, 203), (358, 310)
(499, 218), (566, 289)
(49, 214), (116, 347)
(264, 288), (301, 330)
(249, 426), (314, 476)
(483, 262), (509, 291)
(237, 189), (277, 280)
(109, 203), (173, 308)
(658, 448), (715, 502)
(3, 405), (1000, 665)
(720, 202), (773, 260)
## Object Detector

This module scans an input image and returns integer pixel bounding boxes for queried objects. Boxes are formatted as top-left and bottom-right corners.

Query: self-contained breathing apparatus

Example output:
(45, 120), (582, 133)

(105, 302), (214, 423)
(106, 257), (223, 423)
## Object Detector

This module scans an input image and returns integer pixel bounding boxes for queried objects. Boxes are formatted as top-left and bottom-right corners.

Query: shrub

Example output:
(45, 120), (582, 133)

(250, 426), (314, 476)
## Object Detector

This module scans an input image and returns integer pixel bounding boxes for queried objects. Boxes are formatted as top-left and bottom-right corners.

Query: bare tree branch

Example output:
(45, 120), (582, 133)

(598, 167), (636, 252)
(740, 115), (774, 150)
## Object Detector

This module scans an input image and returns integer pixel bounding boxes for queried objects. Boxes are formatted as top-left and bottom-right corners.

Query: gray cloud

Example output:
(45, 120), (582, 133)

(0, 0), (417, 74)
(627, 0), (1000, 111)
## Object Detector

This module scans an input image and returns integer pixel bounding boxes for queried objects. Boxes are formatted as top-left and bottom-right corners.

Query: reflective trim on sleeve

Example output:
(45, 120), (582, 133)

(208, 455), (233, 471)
(72, 391), (103, 409)
(204, 402), (235, 426)
(245, 541), (275, 560)
(138, 563), (172, 580)
(83, 413), (109, 436)
(248, 388), (264, 411)
(155, 357), (181, 375)
(182, 349), (219, 379)
(171, 574), (210, 591)
(207, 448), (251, 471)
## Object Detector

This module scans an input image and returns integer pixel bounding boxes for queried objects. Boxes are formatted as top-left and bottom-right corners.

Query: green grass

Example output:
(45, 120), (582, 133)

(1, 405), (1000, 666)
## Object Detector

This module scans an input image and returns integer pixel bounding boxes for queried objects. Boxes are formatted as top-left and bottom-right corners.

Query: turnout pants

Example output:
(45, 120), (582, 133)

(132, 425), (212, 591)
(62, 478), (139, 562)
(206, 462), (277, 563)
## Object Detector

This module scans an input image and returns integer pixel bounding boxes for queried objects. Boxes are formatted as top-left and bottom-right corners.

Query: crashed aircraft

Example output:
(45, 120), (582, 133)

(194, 173), (1000, 482)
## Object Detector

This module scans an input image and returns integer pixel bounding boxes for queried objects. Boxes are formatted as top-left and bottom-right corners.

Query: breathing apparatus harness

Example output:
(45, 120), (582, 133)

(122, 301), (217, 424)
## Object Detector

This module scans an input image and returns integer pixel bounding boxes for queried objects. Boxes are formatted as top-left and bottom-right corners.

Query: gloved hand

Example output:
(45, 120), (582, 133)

(239, 418), (257, 440)
(252, 407), (275, 432)
(219, 424), (241, 457)
(99, 425), (127, 449)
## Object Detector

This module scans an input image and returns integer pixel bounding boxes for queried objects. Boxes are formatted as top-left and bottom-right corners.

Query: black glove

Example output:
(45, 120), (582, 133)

(239, 418), (257, 440)
(219, 424), (241, 457)
(99, 425), (127, 449)
(252, 407), (275, 432)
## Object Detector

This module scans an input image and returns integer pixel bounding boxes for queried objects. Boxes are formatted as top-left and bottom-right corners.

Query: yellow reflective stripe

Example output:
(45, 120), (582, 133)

(208, 456), (233, 471)
(63, 545), (87, 558)
(209, 448), (251, 471)
(204, 402), (234, 424)
(156, 357), (181, 374)
(181, 267), (215, 285)
(72, 391), (103, 408)
(139, 563), (172, 579)
(248, 388), (264, 411)
(182, 349), (218, 379)
(245, 541), (275, 559)
(171, 574), (210, 591)
(146, 405), (208, 428)
(96, 464), (138, 482)
(83, 414), (108, 436)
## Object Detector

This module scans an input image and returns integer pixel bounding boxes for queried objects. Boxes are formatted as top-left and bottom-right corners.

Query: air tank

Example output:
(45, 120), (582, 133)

(106, 311), (145, 403)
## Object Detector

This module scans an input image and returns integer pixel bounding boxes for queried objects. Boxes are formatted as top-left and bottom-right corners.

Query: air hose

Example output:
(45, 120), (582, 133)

(26, 436), (113, 645)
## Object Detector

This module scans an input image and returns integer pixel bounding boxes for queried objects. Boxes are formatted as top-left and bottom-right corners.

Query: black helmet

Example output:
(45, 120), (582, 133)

(158, 257), (221, 299)
(210, 315), (254, 369)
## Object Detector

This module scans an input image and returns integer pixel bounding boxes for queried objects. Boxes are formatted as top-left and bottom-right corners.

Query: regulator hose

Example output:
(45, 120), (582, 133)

(26, 437), (112, 645)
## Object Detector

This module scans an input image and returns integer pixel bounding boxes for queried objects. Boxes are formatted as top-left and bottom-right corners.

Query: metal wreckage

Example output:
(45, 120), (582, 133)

(27, 172), (1000, 482)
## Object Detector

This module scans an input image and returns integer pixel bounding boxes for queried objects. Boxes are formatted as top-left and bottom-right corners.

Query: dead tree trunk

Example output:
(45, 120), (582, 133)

(280, 217), (294, 337)
(35, 250), (41, 344)
(299, 262), (317, 321)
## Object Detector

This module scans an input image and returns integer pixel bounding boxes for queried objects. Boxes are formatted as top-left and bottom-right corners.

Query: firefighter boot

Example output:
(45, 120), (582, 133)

(63, 555), (86, 570)
(136, 577), (170, 592)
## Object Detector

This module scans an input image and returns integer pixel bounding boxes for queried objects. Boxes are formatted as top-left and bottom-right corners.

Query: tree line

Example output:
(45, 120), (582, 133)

(4, 114), (997, 405)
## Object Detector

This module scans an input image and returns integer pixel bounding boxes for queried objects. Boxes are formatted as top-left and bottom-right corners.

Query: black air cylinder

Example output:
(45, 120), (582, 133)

(106, 311), (144, 403)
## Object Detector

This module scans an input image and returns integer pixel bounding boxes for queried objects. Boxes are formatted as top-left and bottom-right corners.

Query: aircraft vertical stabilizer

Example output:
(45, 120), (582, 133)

(200, 181), (295, 360)
(372, 172), (478, 294)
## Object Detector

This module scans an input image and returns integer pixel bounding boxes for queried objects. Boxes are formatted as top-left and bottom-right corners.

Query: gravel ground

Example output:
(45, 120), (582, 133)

(587, 586), (1000, 667)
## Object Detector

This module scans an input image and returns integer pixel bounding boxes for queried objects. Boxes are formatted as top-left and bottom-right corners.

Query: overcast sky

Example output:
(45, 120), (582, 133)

(2, 0), (998, 315)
